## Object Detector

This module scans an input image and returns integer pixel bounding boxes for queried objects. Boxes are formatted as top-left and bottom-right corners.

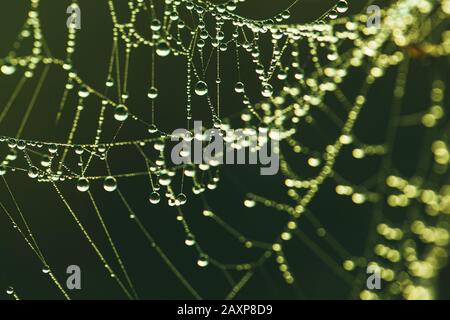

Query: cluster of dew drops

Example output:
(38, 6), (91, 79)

(0, 0), (349, 211)
(110, 0), (348, 123)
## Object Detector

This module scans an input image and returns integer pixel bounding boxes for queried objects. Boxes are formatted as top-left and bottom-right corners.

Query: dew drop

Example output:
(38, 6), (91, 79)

(105, 77), (114, 87)
(149, 192), (161, 204)
(103, 176), (117, 192)
(114, 104), (129, 121)
(150, 19), (162, 31)
(78, 86), (90, 98)
(184, 167), (195, 177)
(154, 141), (165, 151)
(329, 10), (338, 19)
(17, 140), (26, 150)
(336, 0), (349, 13)
(1, 63), (16, 75)
(277, 69), (288, 80)
(281, 10), (291, 20)
(156, 40), (171, 57)
(195, 81), (208, 96)
(147, 87), (159, 99)
(308, 157), (321, 167)
(7, 149), (17, 161)
(28, 166), (39, 179)
(235, 82), (245, 93)
(148, 124), (158, 134)
(175, 193), (187, 206)
(226, 2), (237, 11)
(41, 155), (52, 167)
(202, 210), (213, 217)
(7, 138), (17, 148)
(75, 147), (84, 155)
(197, 255), (209, 267)
(244, 199), (256, 208)
(158, 174), (171, 186)
(185, 234), (196, 246)
(76, 177), (90, 192)
(261, 84), (274, 98)
(184, 131), (194, 141)
(48, 144), (58, 154)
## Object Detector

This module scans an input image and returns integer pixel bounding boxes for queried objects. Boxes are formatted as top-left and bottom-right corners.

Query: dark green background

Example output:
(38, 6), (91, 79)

(0, 0), (449, 300)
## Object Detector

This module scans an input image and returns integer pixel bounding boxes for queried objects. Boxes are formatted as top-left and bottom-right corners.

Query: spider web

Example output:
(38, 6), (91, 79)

(0, 0), (449, 300)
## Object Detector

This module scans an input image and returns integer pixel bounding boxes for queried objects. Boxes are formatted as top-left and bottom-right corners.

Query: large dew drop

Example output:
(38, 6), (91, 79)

(149, 192), (161, 204)
(185, 234), (196, 246)
(175, 193), (187, 206)
(261, 84), (274, 98)
(114, 104), (129, 121)
(336, 0), (349, 13)
(76, 177), (90, 192)
(158, 174), (171, 186)
(195, 81), (208, 96)
(147, 87), (158, 99)
(235, 82), (245, 93)
(156, 40), (171, 57)
(150, 19), (162, 31)
(1, 63), (16, 75)
(329, 10), (338, 19)
(197, 255), (209, 267)
(41, 155), (52, 167)
(28, 166), (39, 179)
(103, 176), (117, 192)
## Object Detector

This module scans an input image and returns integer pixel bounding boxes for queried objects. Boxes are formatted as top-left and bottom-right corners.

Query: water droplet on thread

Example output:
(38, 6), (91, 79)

(195, 81), (208, 96)
(114, 104), (129, 121)
(103, 176), (117, 192)
(336, 0), (349, 13)
(28, 166), (39, 178)
(329, 10), (338, 19)
(1, 63), (16, 75)
(149, 192), (161, 204)
(261, 84), (273, 98)
(77, 177), (90, 192)
(185, 234), (196, 246)
(156, 40), (171, 57)
(197, 255), (209, 267)
(235, 82), (245, 93)
(147, 87), (158, 99)
(175, 193), (187, 206)
(148, 124), (158, 134)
